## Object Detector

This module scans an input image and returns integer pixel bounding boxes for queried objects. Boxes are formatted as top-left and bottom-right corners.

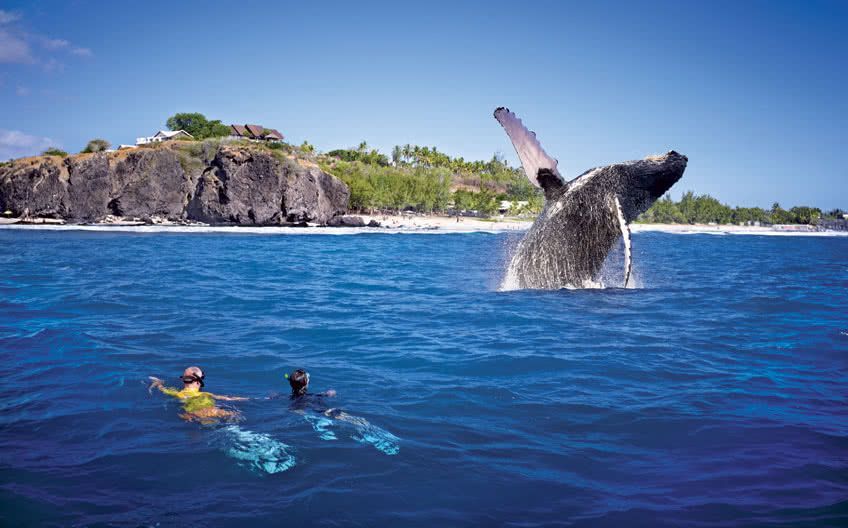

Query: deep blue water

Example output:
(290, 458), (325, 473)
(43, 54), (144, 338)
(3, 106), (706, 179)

(0, 229), (846, 527)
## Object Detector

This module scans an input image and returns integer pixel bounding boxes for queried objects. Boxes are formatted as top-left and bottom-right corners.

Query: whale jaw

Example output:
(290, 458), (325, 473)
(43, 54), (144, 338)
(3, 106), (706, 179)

(611, 151), (688, 223)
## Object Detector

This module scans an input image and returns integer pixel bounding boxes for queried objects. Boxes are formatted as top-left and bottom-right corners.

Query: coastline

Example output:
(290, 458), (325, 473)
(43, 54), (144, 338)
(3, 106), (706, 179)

(1, 214), (846, 236)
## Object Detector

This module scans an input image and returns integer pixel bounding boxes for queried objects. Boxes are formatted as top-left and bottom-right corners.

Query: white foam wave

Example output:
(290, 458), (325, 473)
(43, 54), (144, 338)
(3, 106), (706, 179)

(0, 224), (514, 236)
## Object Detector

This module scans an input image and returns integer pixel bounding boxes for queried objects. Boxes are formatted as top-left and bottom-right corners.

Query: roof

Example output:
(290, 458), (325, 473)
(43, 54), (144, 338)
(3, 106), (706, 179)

(264, 128), (284, 140)
(229, 124), (284, 140)
(154, 130), (194, 139)
(245, 124), (265, 137)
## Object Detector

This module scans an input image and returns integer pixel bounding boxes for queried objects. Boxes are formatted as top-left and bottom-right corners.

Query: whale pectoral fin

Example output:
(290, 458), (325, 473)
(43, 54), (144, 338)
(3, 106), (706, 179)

(537, 168), (564, 200)
(613, 196), (633, 288)
(494, 107), (564, 191)
(623, 220), (633, 288)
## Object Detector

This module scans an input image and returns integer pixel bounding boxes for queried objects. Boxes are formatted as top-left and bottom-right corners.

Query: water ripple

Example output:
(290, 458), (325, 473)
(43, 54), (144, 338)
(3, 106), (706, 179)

(0, 231), (846, 527)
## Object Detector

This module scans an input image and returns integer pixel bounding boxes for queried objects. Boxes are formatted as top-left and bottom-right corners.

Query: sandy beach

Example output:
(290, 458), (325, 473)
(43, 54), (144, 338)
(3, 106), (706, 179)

(1, 214), (846, 236)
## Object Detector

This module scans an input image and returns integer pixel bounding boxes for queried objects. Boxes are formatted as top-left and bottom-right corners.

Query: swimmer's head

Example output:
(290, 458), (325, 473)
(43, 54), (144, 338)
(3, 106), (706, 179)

(286, 369), (309, 396)
(181, 366), (205, 388)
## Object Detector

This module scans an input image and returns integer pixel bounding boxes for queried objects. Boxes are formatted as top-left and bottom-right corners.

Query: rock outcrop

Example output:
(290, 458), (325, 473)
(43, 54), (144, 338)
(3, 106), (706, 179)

(0, 143), (350, 225)
(0, 156), (68, 218)
(327, 215), (366, 227)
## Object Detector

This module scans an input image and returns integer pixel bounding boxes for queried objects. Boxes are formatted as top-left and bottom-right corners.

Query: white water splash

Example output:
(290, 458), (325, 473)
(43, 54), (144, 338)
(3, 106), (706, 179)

(500, 230), (641, 292)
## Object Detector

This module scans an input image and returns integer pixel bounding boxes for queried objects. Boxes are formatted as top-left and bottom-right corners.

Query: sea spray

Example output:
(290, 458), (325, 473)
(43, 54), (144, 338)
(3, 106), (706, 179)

(213, 425), (296, 474)
(502, 229), (640, 291)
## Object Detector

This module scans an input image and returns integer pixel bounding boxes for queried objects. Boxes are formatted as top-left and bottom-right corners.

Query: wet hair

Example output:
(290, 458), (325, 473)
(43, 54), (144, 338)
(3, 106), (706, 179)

(288, 369), (309, 396)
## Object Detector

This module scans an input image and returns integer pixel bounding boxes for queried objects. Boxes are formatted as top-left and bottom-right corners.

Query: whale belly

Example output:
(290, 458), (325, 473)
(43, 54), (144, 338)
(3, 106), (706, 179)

(504, 193), (622, 290)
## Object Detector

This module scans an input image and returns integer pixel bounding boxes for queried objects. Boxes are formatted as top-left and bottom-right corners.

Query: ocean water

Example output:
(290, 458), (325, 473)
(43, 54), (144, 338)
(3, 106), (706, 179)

(0, 229), (846, 527)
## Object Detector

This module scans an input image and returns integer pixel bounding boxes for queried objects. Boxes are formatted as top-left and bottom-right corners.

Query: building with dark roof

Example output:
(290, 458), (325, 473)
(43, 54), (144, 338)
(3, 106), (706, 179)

(230, 124), (285, 142)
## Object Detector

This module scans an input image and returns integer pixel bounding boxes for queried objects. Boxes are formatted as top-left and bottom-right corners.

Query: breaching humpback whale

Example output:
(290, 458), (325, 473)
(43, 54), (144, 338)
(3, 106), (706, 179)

(494, 107), (687, 290)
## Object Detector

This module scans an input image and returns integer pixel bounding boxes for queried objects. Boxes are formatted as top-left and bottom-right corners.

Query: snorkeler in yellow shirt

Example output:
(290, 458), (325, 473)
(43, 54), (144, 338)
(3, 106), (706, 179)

(148, 366), (247, 424)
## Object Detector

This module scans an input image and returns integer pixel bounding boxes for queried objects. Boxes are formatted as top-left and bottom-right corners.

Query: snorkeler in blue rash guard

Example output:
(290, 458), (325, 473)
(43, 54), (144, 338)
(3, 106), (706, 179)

(284, 369), (400, 455)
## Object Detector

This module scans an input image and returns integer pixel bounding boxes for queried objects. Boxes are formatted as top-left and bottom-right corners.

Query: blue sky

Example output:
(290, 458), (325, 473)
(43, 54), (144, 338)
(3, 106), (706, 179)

(0, 0), (845, 209)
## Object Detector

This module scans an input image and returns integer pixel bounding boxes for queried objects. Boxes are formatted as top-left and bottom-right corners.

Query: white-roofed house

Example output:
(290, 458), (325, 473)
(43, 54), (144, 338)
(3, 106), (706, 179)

(136, 130), (194, 145)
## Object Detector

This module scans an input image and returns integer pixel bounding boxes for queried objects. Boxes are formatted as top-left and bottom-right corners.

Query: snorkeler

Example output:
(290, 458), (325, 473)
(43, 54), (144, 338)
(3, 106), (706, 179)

(287, 368), (336, 399)
(284, 368), (399, 455)
(148, 366), (296, 474)
(148, 366), (247, 424)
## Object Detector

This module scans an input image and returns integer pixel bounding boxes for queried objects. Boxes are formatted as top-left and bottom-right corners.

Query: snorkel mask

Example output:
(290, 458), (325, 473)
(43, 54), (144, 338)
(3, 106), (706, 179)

(180, 372), (205, 388)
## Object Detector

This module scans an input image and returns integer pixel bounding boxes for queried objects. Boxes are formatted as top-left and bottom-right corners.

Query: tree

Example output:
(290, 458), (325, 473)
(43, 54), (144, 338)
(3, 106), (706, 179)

(206, 120), (231, 138)
(166, 112), (230, 139)
(300, 140), (315, 153)
(82, 138), (111, 153)
(641, 194), (686, 223)
(166, 113), (208, 136)
(770, 202), (793, 224)
(789, 206), (821, 225)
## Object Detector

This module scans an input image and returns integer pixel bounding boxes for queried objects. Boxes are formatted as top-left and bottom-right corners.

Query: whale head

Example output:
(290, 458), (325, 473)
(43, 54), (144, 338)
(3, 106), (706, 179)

(614, 150), (688, 222)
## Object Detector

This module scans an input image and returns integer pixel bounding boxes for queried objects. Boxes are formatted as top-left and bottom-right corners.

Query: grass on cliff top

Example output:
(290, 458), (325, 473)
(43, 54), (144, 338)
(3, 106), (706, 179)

(158, 138), (315, 175)
(164, 138), (316, 165)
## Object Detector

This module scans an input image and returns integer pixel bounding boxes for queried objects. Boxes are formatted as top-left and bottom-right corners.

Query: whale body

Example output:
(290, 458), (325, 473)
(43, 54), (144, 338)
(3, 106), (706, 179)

(495, 107), (687, 290)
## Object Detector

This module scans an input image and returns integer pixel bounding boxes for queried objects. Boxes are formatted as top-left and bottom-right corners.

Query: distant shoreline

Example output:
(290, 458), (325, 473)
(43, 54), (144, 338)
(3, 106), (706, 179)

(1, 214), (847, 237)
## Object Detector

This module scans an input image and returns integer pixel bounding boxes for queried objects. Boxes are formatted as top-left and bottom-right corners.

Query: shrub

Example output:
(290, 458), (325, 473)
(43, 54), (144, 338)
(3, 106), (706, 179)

(81, 139), (111, 153)
(42, 148), (68, 157)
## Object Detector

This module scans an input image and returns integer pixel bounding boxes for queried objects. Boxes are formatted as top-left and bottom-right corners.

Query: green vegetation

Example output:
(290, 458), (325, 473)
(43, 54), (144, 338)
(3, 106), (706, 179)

(42, 148), (68, 157)
(321, 160), (452, 212)
(166, 112), (231, 139)
(326, 142), (390, 166)
(81, 138), (110, 153)
(320, 142), (543, 215)
(173, 138), (223, 165)
(639, 192), (824, 225)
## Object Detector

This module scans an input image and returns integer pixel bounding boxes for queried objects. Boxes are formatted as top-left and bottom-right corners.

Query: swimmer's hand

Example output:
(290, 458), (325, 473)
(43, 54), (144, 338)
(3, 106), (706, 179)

(324, 389), (337, 397)
(148, 376), (164, 394)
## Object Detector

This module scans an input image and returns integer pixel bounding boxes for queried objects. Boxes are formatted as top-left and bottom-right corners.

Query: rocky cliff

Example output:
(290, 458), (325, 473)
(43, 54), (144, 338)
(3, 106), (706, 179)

(0, 142), (350, 225)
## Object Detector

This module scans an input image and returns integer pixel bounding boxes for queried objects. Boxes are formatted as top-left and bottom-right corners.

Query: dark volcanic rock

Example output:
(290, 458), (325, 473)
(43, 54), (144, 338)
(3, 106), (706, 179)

(187, 147), (286, 225)
(0, 144), (351, 225)
(327, 215), (366, 227)
(0, 157), (68, 218)
(283, 163), (350, 224)
(66, 154), (112, 221)
(110, 149), (191, 219)
(367, 219), (381, 227)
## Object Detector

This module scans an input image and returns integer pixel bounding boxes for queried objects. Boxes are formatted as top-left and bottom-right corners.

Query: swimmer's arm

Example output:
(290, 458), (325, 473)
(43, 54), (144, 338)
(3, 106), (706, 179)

(212, 394), (249, 402)
(148, 376), (179, 396)
(160, 387), (181, 397)
(147, 376), (180, 398)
